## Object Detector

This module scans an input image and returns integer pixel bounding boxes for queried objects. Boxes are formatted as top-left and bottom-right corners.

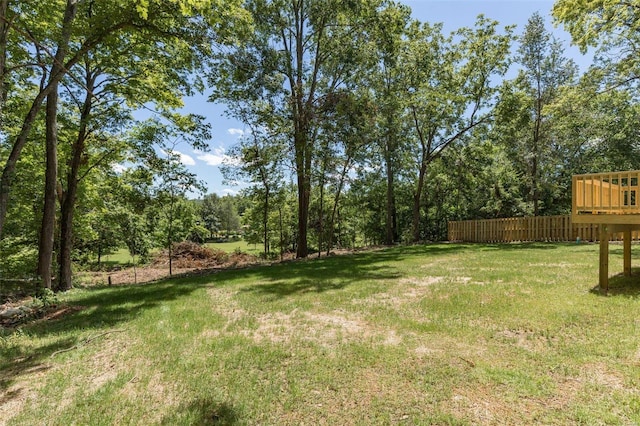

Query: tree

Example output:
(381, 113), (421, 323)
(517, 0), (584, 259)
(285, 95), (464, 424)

(546, 72), (640, 176)
(405, 16), (513, 241)
(0, 0), (245, 241)
(131, 116), (209, 275)
(201, 193), (223, 239)
(360, 3), (412, 245)
(516, 12), (576, 215)
(36, 0), (79, 290)
(552, 1), (640, 131)
(211, 0), (385, 257)
(553, 0), (640, 70)
(314, 90), (376, 254)
(120, 210), (151, 284)
(54, 1), (215, 290)
(55, 57), (123, 290)
(493, 13), (577, 216)
(222, 122), (286, 255)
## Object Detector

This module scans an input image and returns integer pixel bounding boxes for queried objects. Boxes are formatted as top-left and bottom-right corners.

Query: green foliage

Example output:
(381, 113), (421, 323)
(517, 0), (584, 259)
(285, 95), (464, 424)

(0, 237), (38, 278)
(199, 193), (243, 239)
(34, 287), (58, 308)
(553, 0), (640, 54)
(241, 186), (297, 255)
(152, 198), (201, 247)
(119, 212), (152, 263)
(494, 12), (577, 216)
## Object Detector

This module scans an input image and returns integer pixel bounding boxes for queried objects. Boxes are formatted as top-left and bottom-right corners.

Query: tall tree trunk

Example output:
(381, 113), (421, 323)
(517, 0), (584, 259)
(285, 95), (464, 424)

(326, 154), (353, 256)
(0, 91), (51, 239)
(97, 232), (103, 266)
(38, 86), (59, 290)
(294, 107), (311, 258)
(278, 205), (284, 261)
(532, 73), (543, 217)
(385, 159), (396, 245)
(318, 169), (324, 258)
(296, 164), (310, 258)
(532, 154), (539, 216)
(411, 160), (428, 243)
(168, 193), (174, 276)
(58, 65), (94, 291)
(411, 108), (432, 243)
(384, 126), (397, 245)
(263, 187), (269, 255)
(0, 0), (10, 126)
(39, 0), (79, 290)
(0, 0), (79, 240)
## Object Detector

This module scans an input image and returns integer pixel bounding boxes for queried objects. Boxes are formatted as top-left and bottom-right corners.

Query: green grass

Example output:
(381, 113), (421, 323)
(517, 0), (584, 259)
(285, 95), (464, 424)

(205, 239), (262, 256)
(3, 242), (640, 424)
(98, 248), (136, 267)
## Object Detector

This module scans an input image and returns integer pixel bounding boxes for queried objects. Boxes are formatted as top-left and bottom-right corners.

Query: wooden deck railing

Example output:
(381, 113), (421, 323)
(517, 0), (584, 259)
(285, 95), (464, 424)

(573, 171), (640, 216)
(448, 215), (640, 243)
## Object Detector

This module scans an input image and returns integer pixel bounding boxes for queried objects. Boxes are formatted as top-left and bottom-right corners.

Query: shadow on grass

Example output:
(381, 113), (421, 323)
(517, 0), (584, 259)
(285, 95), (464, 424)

(0, 336), (76, 401)
(206, 242), (575, 299)
(1, 242), (553, 405)
(160, 398), (239, 425)
(233, 243), (470, 298)
(0, 280), (205, 405)
(590, 267), (640, 298)
(35, 281), (205, 336)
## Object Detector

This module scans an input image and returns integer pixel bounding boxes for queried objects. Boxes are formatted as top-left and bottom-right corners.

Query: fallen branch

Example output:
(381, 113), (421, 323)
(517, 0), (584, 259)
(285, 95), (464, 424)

(50, 328), (127, 358)
(458, 356), (476, 368)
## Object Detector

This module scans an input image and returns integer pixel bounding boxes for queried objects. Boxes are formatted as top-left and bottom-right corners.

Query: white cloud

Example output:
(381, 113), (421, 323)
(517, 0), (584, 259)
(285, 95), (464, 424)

(196, 147), (227, 166)
(227, 128), (244, 136)
(176, 151), (196, 166)
(161, 149), (196, 166)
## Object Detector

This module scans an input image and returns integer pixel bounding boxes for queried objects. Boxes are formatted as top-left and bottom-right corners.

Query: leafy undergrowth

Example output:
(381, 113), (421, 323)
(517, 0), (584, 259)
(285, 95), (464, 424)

(2, 242), (640, 425)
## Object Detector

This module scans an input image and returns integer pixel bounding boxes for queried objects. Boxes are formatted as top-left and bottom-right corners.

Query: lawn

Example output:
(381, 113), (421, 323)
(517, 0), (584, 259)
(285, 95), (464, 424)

(98, 248), (136, 267)
(205, 240), (262, 256)
(2, 242), (640, 425)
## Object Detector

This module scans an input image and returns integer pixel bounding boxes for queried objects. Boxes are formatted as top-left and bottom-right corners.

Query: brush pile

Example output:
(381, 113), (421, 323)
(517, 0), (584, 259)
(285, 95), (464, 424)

(153, 241), (230, 268)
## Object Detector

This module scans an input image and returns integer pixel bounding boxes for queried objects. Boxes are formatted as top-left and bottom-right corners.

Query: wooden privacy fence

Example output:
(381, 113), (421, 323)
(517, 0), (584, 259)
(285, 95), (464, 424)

(448, 215), (640, 243)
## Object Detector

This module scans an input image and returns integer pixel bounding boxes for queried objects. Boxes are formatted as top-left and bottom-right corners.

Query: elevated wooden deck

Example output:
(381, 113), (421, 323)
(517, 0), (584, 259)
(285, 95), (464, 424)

(573, 171), (640, 291)
(573, 171), (640, 224)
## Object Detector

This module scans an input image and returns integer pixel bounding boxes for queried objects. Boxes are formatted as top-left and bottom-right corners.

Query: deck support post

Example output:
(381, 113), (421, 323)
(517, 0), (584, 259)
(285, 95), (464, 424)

(599, 225), (609, 292)
(572, 171), (640, 290)
(624, 229), (632, 277)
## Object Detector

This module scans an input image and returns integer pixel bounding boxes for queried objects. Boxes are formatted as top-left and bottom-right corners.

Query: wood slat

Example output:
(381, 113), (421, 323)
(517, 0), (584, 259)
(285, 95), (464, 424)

(447, 215), (639, 243)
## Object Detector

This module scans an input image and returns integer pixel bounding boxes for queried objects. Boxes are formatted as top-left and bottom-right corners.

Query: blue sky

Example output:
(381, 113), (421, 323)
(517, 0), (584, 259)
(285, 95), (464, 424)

(171, 0), (592, 198)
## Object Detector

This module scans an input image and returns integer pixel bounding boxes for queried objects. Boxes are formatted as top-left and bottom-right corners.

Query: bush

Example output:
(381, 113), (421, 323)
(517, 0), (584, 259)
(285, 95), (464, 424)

(0, 237), (37, 279)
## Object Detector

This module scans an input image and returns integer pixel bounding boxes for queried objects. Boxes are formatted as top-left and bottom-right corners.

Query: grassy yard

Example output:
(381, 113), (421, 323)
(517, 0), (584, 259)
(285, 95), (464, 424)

(98, 248), (136, 267)
(2, 242), (640, 424)
(205, 240), (262, 256)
